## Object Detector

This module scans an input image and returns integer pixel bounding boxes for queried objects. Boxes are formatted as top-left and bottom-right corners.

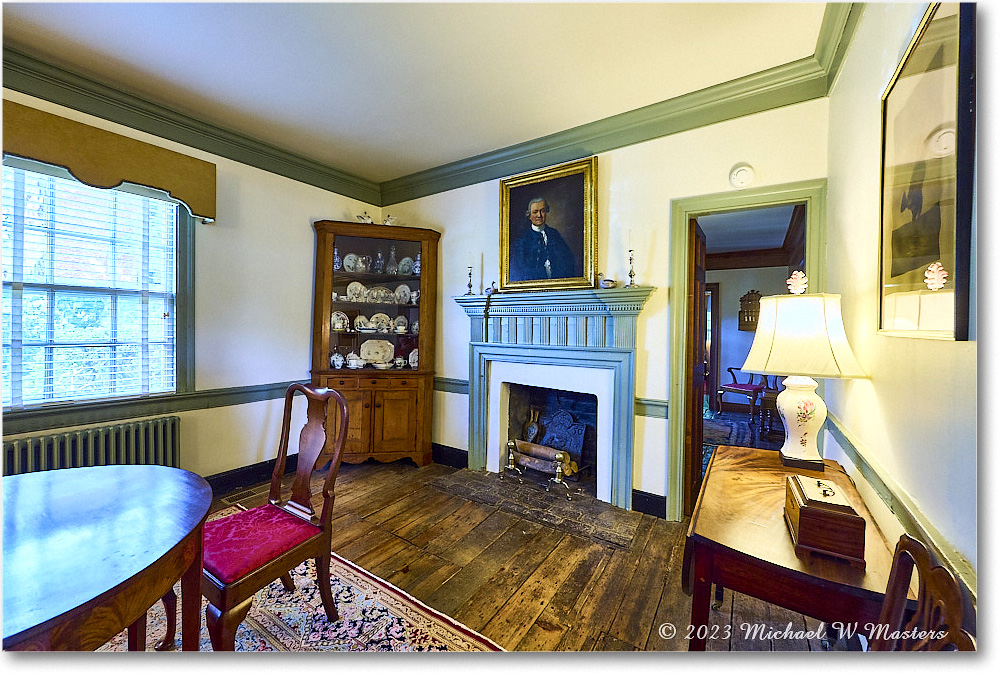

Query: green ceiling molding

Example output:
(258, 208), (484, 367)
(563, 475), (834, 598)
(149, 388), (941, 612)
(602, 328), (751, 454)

(1, 3), (862, 207)
(1, 48), (382, 205)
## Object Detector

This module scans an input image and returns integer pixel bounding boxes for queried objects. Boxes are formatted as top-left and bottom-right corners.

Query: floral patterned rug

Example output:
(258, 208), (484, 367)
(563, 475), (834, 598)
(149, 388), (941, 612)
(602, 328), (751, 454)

(99, 513), (502, 652)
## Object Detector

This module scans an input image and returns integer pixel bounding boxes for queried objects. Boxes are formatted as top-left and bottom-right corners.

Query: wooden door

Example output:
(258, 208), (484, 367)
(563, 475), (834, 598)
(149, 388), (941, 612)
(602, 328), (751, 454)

(684, 219), (708, 515)
(373, 389), (418, 455)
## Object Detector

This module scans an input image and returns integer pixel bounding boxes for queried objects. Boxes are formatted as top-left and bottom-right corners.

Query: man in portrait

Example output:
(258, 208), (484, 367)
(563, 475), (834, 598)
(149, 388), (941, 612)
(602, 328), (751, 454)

(509, 197), (576, 281)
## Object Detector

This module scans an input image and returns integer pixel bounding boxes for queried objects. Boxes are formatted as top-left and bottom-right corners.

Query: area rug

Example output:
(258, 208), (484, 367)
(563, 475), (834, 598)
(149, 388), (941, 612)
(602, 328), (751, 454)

(429, 468), (642, 549)
(703, 418), (751, 447)
(99, 511), (503, 652)
(702, 417), (752, 477)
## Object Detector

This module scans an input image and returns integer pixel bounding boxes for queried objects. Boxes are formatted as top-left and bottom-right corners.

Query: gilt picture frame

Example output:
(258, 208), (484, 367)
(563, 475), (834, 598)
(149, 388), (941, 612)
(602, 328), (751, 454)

(878, 2), (975, 340)
(499, 157), (597, 292)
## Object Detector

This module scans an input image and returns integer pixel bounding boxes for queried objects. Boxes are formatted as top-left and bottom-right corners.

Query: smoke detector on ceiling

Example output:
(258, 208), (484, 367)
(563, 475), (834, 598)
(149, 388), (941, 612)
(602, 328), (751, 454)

(729, 163), (755, 189)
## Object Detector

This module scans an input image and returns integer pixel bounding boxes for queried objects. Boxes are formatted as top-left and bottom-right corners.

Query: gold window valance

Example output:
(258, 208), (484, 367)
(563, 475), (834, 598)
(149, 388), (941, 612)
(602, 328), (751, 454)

(2, 100), (216, 221)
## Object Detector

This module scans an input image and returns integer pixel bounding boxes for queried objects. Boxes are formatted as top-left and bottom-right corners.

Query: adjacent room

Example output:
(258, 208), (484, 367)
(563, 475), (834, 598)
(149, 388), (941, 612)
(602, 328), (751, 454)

(1, 2), (978, 653)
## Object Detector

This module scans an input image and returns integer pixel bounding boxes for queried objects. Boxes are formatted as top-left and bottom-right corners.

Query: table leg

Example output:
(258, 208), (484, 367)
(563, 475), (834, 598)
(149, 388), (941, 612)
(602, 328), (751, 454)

(180, 525), (204, 651)
(127, 614), (147, 651)
(688, 545), (714, 651)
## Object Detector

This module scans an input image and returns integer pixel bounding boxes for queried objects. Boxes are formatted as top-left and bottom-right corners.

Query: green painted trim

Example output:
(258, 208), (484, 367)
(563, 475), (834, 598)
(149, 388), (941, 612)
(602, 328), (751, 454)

(2, 48), (381, 206)
(2, 380), (307, 436)
(667, 179), (828, 520)
(434, 377), (666, 420)
(434, 377), (469, 395)
(4, 4), (861, 209)
(175, 208), (196, 394)
(815, 4), (867, 91)
(381, 57), (828, 205)
(635, 398), (668, 420)
(826, 413), (976, 601)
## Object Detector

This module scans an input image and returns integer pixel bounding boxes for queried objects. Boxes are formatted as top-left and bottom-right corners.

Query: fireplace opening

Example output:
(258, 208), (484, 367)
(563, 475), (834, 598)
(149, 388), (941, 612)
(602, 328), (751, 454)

(505, 383), (598, 498)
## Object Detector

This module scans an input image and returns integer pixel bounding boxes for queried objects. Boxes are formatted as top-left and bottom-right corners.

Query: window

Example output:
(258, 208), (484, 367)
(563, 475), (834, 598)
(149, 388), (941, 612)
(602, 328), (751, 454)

(3, 157), (188, 410)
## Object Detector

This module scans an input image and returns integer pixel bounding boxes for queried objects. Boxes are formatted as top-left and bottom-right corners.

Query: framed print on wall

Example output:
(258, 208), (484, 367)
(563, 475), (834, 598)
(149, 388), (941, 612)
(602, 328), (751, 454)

(878, 2), (975, 340)
(499, 157), (597, 292)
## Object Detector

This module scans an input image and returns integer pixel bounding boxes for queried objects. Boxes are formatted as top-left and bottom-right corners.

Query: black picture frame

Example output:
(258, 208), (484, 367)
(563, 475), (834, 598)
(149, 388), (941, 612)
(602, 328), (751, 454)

(878, 3), (975, 340)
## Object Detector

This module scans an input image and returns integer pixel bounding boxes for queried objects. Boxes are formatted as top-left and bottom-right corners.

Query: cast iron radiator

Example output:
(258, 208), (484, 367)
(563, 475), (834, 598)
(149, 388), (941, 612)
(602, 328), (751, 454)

(3, 416), (181, 476)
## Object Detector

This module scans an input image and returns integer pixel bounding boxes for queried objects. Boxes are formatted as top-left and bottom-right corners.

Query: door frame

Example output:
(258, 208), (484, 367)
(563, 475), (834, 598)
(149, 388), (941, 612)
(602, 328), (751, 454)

(705, 282), (721, 413)
(666, 179), (827, 521)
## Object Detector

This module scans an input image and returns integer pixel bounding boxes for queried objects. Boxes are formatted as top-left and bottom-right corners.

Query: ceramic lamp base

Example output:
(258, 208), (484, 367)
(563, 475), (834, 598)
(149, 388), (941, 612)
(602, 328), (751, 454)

(776, 376), (827, 471)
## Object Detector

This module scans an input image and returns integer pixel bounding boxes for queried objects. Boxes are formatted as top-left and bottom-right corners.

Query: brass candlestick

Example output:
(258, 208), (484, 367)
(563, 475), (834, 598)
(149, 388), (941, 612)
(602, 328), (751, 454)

(626, 249), (636, 287)
(466, 266), (474, 295)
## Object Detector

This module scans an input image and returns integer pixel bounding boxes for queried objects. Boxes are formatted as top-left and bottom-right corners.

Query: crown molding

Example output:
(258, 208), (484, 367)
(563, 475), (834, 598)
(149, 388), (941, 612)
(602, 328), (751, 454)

(2, 48), (382, 205)
(3, 5), (862, 207)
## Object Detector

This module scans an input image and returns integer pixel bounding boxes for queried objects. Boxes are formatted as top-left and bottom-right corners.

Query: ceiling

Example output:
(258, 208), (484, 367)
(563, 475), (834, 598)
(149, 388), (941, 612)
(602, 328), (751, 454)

(698, 205), (797, 255)
(2, 2), (829, 254)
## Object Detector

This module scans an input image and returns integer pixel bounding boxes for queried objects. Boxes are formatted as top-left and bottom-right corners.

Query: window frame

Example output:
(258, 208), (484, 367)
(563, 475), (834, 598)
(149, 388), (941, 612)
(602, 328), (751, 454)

(2, 155), (195, 423)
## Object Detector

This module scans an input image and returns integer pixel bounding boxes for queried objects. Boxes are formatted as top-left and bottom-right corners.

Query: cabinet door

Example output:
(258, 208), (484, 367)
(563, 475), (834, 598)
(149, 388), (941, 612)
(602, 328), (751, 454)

(331, 389), (372, 457)
(372, 389), (418, 455)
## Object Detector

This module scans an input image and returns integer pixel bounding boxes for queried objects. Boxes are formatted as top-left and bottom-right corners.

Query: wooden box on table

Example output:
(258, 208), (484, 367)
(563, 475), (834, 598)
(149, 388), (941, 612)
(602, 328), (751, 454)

(783, 473), (866, 568)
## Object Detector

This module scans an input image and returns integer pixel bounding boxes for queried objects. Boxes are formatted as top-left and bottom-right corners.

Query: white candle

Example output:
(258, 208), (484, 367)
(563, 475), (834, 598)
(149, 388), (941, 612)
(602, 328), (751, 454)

(629, 229), (633, 249)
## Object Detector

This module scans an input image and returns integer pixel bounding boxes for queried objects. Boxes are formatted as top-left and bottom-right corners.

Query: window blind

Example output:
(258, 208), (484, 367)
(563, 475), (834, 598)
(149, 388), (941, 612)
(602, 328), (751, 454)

(2, 159), (179, 408)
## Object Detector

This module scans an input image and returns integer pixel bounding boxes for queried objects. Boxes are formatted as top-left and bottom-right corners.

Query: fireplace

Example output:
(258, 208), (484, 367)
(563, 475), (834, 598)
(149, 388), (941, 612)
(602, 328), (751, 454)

(506, 384), (598, 486)
(456, 286), (654, 509)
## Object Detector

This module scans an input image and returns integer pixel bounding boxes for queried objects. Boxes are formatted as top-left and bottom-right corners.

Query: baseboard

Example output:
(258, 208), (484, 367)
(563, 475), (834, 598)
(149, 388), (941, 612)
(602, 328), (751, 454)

(432, 443), (469, 469)
(631, 489), (668, 519)
(205, 455), (298, 498)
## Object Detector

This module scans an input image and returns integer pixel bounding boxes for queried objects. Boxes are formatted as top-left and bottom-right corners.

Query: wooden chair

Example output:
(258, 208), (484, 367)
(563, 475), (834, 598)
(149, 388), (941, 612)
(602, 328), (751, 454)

(180, 383), (348, 651)
(717, 367), (766, 423)
(870, 533), (976, 651)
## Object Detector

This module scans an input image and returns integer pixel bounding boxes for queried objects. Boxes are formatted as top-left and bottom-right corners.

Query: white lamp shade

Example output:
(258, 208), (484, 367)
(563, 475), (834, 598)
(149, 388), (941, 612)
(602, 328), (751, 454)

(742, 294), (865, 379)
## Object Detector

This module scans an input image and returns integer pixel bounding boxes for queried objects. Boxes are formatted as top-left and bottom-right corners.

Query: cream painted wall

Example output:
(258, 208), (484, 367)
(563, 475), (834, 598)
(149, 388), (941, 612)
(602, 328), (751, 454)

(3, 90), (379, 475)
(823, 5), (976, 570)
(706, 266), (788, 386)
(390, 98), (828, 496)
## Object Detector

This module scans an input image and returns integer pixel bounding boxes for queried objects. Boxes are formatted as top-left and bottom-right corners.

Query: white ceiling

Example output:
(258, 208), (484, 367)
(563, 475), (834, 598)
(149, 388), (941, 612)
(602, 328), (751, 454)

(2, 2), (828, 184)
(697, 205), (797, 255)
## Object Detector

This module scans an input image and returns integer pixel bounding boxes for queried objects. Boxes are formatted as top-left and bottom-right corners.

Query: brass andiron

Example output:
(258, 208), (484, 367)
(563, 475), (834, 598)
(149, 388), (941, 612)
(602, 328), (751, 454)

(546, 451), (573, 500)
(501, 440), (524, 483)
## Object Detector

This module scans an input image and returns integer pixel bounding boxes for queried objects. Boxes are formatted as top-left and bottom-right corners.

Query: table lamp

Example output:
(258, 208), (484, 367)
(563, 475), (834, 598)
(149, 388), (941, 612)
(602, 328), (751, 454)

(741, 278), (865, 471)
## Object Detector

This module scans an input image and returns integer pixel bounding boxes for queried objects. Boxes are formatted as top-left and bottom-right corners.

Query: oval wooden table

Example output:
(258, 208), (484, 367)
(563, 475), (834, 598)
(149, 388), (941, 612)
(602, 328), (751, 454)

(3, 464), (212, 651)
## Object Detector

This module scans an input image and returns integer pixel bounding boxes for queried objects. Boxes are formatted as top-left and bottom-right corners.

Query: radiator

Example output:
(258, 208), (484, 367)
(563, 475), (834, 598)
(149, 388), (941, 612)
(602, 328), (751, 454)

(3, 416), (181, 476)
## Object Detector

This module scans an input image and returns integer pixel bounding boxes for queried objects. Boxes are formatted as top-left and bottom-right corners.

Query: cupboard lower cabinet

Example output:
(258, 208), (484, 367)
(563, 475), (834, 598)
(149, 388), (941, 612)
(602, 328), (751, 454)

(321, 374), (429, 466)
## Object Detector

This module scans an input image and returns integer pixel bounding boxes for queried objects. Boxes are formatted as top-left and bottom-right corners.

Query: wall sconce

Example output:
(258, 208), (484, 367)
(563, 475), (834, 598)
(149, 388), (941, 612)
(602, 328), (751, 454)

(739, 290), (761, 331)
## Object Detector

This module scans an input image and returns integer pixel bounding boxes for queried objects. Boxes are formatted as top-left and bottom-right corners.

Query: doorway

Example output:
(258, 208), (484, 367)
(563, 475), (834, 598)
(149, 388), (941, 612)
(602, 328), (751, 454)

(667, 180), (828, 519)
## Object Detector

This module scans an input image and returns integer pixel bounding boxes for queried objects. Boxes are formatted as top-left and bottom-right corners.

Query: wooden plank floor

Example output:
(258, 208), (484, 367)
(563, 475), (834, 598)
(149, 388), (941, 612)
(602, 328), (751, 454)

(211, 459), (840, 652)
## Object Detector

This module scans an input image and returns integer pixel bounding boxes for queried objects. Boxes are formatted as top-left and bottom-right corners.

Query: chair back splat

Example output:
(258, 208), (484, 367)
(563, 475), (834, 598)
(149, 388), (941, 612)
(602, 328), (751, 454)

(268, 384), (348, 525)
(870, 533), (976, 651)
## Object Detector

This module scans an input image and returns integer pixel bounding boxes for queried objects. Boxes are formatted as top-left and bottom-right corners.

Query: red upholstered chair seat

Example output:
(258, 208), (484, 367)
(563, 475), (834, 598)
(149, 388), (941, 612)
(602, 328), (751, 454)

(203, 504), (321, 584)
(724, 383), (762, 394)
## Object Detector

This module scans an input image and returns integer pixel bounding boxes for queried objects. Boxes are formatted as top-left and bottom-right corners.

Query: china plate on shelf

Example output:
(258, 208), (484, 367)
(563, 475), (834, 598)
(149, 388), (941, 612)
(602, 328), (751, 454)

(398, 257), (414, 276)
(393, 315), (408, 332)
(369, 313), (392, 333)
(331, 311), (350, 331)
(408, 348), (419, 369)
(354, 315), (370, 331)
(367, 286), (394, 304)
(360, 339), (395, 364)
(394, 284), (411, 304)
(346, 281), (367, 302)
(342, 253), (359, 273)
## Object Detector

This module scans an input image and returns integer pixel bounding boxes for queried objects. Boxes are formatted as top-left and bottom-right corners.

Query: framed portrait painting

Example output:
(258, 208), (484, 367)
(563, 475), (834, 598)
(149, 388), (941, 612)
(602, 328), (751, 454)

(878, 3), (975, 340)
(499, 157), (597, 292)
